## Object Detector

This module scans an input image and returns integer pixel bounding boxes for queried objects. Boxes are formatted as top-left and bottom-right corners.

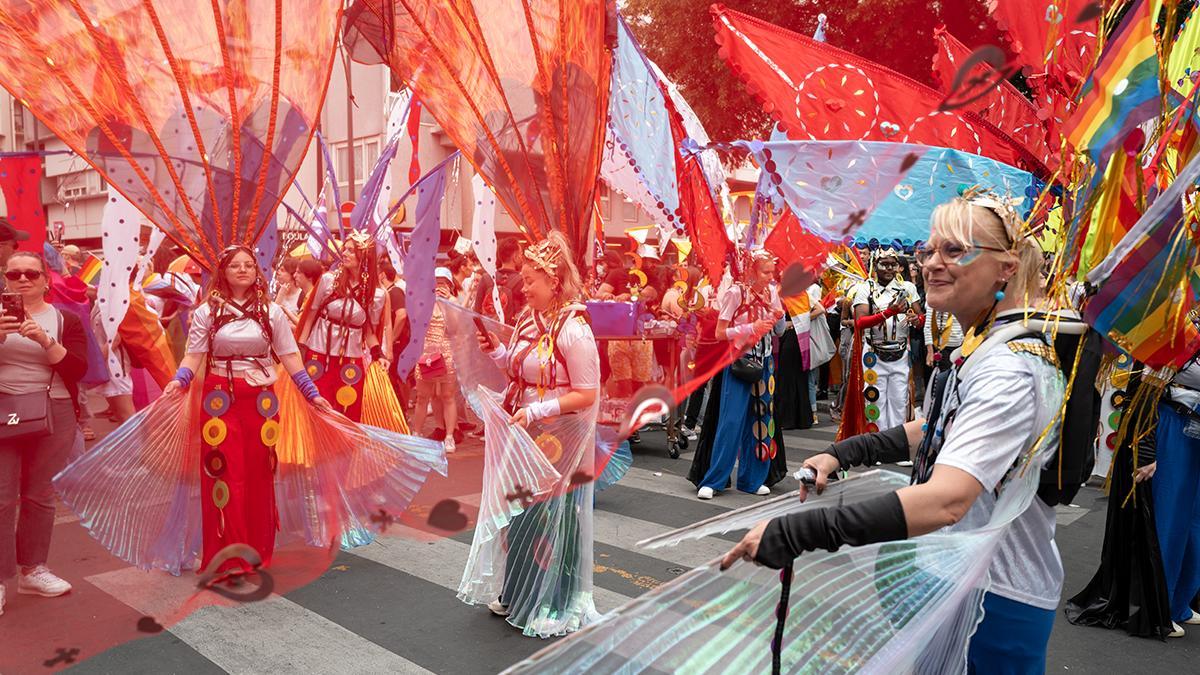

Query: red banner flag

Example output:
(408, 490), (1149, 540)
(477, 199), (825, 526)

(0, 155), (45, 252)
(710, 5), (1048, 177)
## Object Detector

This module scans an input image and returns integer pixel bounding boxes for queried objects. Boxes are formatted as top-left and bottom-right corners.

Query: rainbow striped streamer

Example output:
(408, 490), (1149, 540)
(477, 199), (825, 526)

(1065, 0), (1160, 165)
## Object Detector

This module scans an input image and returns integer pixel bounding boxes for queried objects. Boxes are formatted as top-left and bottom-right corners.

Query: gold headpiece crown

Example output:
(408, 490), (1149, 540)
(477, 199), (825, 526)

(961, 186), (1023, 245)
(524, 238), (562, 275)
(347, 230), (373, 248)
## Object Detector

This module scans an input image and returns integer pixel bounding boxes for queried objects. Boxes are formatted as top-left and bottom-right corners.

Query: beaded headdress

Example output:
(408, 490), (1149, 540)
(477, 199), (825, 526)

(959, 185), (1023, 247)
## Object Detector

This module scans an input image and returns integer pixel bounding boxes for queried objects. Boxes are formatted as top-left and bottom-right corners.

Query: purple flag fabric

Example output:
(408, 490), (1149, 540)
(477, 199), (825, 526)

(395, 163), (447, 378)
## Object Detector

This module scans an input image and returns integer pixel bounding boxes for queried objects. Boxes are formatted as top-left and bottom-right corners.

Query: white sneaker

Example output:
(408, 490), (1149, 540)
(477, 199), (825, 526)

(1169, 621), (1185, 638)
(443, 438), (456, 454)
(697, 486), (714, 500)
(681, 427), (698, 441)
(755, 485), (771, 496)
(18, 565), (72, 597)
(527, 616), (562, 637)
(896, 460), (914, 467)
(1186, 610), (1200, 625)
(487, 598), (509, 616)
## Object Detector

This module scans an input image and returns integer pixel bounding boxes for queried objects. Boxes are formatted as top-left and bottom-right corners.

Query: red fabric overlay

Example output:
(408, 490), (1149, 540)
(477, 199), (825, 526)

(989, 0), (1099, 100)
(201, 376), (278, 575)
(931, 28), (1058, 172)
(0, 155), (45, 252)
(710, 5), (1049, 177)
(763, 209), (831, 279)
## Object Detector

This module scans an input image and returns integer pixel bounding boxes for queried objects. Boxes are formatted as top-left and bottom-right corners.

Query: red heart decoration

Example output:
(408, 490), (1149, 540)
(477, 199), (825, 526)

(824, 97), (845, 112)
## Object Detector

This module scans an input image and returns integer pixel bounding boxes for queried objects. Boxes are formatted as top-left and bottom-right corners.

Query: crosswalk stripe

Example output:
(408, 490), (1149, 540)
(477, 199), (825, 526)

(84, 567), (434, 674)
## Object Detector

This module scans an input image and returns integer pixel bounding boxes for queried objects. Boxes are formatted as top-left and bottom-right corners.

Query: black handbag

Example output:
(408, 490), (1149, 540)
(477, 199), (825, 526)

(0, 311), (59, 441)
(731, 340), (765, 383)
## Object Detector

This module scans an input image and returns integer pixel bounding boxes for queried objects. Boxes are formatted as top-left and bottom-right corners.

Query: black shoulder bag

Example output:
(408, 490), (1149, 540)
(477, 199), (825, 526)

(0, 310), (61, 440)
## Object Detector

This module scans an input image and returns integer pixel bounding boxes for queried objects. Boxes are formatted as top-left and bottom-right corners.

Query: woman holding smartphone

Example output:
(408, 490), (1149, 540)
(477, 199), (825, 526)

(0, 252), (89, 615)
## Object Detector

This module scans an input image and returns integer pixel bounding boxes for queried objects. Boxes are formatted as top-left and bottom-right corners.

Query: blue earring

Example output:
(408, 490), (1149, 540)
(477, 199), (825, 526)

(994, 289), (1006, 301)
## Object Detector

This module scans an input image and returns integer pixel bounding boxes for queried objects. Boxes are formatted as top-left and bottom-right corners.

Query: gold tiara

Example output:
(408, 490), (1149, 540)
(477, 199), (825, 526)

(524, 238), (562, 274)
(346, 230), (373, 248)
(962, 187), (1023, 244)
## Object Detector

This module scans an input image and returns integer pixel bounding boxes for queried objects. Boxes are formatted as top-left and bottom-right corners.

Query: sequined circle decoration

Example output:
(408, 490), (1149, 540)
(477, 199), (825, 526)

(340, 362), (363, 386)
(202, 418), (228, 446)
(212, 480), (230, 509)
(260, 419), (281, 447)
(865, 404), (880, 421)
(863, 352), (878, 368)
(203, 390), (232, 417)
(753, 419), (769, 441)
(257, 390), (280, 418)
(1108, 411), (1122, 430)
(865, 422), (880, 433)
(305, 359), (325, 380)
(864, 386), (880, 402)
(863, 370), (879, 385)
(1105, 432), (1118, 450)
(1110, 391), (1127, 409)
(336, 385), (358, 408)
(204, 449), (227, 478)
(535, 432), (563, 464)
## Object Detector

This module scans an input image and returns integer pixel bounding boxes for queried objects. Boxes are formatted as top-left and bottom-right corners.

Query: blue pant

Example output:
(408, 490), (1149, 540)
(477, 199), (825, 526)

(967, 592), (1055, 674)
(1153, 403), (1200, 622)
(699, 368), (770, 493)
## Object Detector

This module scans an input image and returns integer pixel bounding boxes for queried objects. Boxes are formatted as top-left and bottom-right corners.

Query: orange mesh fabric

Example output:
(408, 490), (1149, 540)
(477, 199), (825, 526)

(344, 0), (612, 261)
(0, 1), (343, 269)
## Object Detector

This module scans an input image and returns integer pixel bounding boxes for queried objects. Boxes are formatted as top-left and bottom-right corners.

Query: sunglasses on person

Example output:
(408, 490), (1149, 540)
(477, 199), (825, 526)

(4, 269), (42, 281)
(915, 241), (1008, 267)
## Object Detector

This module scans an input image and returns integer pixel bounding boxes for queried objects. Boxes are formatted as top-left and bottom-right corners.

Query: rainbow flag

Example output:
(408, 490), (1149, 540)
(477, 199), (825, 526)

(1065, 0), (1160, 165)
(75, 252), (102, 285)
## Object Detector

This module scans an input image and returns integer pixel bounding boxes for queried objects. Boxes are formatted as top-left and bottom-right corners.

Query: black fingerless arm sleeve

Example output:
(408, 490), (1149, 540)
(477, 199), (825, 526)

(822, 424), (911, 470)
(753, 492), (909, 569)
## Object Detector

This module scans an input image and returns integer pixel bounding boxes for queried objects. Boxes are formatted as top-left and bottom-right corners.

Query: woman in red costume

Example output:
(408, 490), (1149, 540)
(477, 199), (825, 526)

(164, 246), (333, 573)
(298, 232), (391, 421)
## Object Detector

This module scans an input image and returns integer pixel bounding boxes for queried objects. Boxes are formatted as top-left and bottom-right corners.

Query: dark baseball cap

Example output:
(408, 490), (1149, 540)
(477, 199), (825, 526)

(0, 217), (30, 243)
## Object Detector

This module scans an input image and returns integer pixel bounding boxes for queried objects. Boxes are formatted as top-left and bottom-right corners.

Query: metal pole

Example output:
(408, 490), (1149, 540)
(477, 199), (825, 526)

(345, 53), (355, 203)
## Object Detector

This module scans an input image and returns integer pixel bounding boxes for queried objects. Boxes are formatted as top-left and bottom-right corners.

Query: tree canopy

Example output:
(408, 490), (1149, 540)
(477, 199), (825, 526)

(623, 0), (1004, 142)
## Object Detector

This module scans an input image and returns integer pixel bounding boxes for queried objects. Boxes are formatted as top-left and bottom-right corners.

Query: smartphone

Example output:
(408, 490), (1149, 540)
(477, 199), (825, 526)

(0, 292), (24, 323)
(473, 317), (496, 350)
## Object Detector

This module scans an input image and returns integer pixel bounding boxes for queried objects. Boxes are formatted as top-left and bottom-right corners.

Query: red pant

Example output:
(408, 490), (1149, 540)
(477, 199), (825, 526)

(200, 376), (277, 574)
(307, 352), (365, 422)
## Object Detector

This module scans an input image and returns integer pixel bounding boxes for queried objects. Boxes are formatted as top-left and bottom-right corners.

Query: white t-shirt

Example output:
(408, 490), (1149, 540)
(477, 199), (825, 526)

(303, 272), (386, 357)
(934, 337), (1065, 610)
(188, 302), (299, 381)
(851, 278), (920, 343)
(510, 311), (600, 406)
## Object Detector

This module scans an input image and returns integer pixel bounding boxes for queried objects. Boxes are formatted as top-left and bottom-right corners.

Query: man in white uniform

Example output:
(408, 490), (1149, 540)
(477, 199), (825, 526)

(852, 249), (921, 432)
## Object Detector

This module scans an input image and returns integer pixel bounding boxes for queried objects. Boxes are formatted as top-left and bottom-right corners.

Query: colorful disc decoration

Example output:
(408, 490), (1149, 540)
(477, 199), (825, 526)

(865, 423), (880, 433)
(212, 480), (230, 509)
(864, 386), (880, 402)
(260, 419), (281, 447)
(340, 362), (363, 385)
(305, 359), (325, 380)
(536, 432), (563, 464)
(203, 390), (231, 417)
(336, 385), (359, 408)
(1108, 411), (1122, 429)
(202, 418), (228, 447)
(863, 352), (878, 368)
(1110, 391), (1126, 408)
(257, 391), (280, 419)
(865, 404), (880, 421)
(203, 449), (227, 478)
(863, 370), (878, 385)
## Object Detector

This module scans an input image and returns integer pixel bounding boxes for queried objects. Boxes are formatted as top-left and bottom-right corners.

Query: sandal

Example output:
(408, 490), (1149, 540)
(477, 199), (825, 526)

(81, 426), (96, 442)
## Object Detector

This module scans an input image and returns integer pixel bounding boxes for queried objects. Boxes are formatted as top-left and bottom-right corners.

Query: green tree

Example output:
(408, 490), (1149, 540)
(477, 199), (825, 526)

(623, 0), (1002, 142)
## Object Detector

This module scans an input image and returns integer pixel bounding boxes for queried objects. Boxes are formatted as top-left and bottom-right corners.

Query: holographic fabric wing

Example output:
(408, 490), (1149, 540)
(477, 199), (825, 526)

(711, 5), (1048, 177)
(601, 17), (679, 231)
(344, 0), (612, 260)
(0, 1), (342, 270)
(440, 299), (603, 637)
(54, 373), (446, 574)
(503, 465), (1046, 674)
(988, 0), (1099, 100)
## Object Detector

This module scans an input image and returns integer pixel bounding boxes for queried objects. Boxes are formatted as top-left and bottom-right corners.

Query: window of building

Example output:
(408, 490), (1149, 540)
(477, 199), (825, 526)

(621, 195), (639, 223)
(597, 183), (611, 221)
(334, 137), (382, 199)
(11, 99), (24, 150)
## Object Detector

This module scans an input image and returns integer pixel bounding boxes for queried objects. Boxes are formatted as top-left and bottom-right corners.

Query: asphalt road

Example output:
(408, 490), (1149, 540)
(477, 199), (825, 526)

(2, 412), (1197, 674)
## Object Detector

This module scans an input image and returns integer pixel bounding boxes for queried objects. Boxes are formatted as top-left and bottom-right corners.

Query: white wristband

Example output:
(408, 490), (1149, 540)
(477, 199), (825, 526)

(525, 398), (561, 422)
(488, 344), (509, 364)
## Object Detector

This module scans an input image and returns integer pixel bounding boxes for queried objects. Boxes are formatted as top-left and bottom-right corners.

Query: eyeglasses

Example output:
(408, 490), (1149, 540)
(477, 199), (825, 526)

(876, 260), (900, 269)
(915, 241), (1009, 266)
(4, 269), (42, 281)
